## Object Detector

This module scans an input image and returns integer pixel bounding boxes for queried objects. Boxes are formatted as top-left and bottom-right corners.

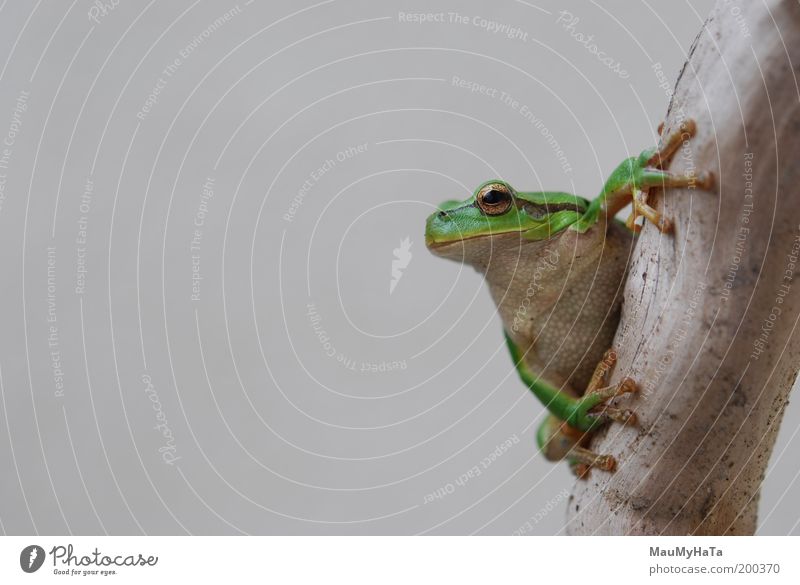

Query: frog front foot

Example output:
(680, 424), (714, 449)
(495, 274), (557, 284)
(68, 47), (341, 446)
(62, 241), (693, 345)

(625, 118), (715, 234)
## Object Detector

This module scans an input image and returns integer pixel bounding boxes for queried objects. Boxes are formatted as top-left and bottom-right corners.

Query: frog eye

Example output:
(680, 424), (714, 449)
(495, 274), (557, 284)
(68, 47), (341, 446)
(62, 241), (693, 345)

(476, 183), (513, 215)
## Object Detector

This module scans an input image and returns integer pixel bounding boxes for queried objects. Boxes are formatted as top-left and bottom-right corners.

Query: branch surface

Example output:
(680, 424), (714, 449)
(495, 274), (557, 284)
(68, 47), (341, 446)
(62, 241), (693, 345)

(566, 0), (800, 536)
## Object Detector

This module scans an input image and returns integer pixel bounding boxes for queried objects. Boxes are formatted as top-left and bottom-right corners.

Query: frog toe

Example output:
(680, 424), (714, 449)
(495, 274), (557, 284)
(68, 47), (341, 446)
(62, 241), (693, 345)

(569, 446), (617, 478)
(577, 376), (640, 428)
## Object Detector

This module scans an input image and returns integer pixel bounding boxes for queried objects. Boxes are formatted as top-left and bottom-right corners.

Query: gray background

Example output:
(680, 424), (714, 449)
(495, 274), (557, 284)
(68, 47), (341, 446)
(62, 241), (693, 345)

(0, 0), (798, 535)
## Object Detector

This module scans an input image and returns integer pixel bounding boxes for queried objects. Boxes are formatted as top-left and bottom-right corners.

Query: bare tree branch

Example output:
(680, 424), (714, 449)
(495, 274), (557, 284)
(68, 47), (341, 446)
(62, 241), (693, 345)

(566, 0), (800, 535)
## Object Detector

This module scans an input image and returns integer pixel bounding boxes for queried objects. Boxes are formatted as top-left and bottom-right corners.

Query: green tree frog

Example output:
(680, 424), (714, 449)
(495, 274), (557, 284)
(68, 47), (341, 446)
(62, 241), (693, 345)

(425, 120), (714, 476)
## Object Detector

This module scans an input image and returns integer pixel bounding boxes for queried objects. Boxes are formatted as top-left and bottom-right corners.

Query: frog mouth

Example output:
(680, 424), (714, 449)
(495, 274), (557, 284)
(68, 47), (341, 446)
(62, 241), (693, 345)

(425, 229), (524, 251)
(425, 236), (465, 251)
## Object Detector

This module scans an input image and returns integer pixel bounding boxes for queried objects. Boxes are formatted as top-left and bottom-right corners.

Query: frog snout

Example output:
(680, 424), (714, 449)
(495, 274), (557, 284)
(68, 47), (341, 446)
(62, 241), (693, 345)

(425, 211), (450, 248)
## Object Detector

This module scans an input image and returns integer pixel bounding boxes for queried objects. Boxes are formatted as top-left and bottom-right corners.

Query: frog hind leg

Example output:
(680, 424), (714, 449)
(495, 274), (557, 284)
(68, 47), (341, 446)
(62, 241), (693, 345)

(570, 349), (639, 475)
(507, 332), (639, 429)
(535, 416), (616, 478)
(534, 349), (637, 477)
(570, 446), (616, 475)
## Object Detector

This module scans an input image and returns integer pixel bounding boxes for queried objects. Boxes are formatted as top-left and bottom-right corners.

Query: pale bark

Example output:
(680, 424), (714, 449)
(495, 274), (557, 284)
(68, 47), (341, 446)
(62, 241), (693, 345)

(566, 0), (800, 535)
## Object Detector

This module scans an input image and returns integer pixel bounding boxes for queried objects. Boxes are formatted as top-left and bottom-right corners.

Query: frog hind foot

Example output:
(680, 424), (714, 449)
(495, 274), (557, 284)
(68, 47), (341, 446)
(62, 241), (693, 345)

(584, 376), (640, 426)
(569, 446), (617, 478)
(568, 349), (640, 430)
(584, 347), (617, 394)
(565, 368), (639, 478)
(585, 347), (639, 412)
(537, 416), (616, 477)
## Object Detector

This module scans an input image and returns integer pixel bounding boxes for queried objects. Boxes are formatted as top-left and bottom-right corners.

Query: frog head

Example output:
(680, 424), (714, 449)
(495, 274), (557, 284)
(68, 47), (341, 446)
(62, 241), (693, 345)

(425, 180), (588, 263)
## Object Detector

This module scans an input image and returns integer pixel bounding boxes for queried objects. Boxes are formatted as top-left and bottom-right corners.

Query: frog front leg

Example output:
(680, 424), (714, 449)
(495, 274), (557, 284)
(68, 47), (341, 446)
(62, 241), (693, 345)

(574, 119), (715, 234)
(506, 334), (638, 474)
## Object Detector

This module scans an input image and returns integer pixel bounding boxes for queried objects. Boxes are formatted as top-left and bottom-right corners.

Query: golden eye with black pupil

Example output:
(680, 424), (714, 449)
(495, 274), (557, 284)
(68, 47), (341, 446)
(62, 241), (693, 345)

(476, 184), (513, 215)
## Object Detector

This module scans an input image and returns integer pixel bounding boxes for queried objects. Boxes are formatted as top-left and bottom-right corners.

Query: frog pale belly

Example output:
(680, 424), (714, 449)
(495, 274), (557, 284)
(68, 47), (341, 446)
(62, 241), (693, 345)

(486, 221), (633, 394)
